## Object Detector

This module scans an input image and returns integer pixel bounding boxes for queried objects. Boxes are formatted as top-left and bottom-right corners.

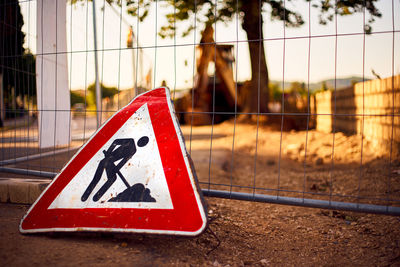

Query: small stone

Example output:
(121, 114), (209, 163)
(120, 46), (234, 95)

(285, 143), (303, 155)
(310, 184), (318, 191)
(120, 242), (128, 248)
(315, 157), (324, 165)
(260, 259), (269, 266)
(213, 260), (221, 267)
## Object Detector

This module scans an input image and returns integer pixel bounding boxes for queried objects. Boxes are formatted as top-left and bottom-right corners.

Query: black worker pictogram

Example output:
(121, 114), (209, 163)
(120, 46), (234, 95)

(81, 136), (150, 202)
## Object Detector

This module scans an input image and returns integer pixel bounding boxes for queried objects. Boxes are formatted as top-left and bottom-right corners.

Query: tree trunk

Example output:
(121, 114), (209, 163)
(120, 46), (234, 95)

(241, 0), (269, 114)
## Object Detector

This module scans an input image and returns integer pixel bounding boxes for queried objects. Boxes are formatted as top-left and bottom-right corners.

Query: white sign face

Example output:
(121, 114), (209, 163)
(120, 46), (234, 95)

(49, 104), (173, 210)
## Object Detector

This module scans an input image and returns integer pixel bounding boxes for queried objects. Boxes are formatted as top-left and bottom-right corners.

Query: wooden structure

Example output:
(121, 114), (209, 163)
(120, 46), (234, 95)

(178, 25), (239, 125)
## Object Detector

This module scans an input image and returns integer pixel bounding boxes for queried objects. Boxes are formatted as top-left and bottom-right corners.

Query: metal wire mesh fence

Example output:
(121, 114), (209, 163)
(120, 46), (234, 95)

(1, 0), (399, 215)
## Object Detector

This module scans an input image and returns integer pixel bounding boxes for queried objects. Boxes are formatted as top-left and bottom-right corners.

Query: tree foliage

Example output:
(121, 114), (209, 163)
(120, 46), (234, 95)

(73, 0), (382, 114)
(112, 0), (381, 38)
(87, 82), (119, 99)
(70, 91), (86, 106)
(0, 0), (37, 121)
(71, 83), (119, 109)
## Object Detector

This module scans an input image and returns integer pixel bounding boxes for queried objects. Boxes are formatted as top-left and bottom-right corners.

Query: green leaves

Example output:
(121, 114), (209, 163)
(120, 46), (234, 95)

(70, 0), (382, 36)
(314, 0), (381, 33)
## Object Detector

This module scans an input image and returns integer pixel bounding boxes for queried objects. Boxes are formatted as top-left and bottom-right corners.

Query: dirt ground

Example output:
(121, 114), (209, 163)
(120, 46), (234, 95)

(1, 119), (400, 266)
(1, 201), (400, 266)
(184, 120), (400, 206)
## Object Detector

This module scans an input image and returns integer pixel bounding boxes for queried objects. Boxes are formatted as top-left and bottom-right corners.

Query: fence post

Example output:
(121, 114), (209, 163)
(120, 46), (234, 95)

(92, 0), (101, 128)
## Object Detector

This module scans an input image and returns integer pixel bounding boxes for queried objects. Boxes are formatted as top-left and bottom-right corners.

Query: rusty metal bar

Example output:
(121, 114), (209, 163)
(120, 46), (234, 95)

(0, 167), (56, 178)
(0, 166), (399, 216)
(0, 147), (77, 166)
(202, 189), (400, 216)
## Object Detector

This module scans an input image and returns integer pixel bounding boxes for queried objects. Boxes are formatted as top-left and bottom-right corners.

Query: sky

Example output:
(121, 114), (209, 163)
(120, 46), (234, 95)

(19, 0), (400, 91)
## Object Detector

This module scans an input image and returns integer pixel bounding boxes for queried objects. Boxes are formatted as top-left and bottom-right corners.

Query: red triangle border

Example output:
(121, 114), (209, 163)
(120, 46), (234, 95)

(20, 88), (207, 236)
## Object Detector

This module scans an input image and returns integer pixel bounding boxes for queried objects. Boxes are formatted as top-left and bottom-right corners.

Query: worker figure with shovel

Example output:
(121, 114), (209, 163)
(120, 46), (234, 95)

(81, 136), (149, 202)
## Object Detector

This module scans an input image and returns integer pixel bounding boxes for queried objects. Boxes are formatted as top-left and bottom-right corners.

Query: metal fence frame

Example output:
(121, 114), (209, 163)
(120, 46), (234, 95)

(1, 0), (399, 216)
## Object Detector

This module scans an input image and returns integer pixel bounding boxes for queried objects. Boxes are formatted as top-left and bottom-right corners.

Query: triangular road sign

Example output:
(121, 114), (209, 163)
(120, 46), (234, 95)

(20, 88), (207, 236)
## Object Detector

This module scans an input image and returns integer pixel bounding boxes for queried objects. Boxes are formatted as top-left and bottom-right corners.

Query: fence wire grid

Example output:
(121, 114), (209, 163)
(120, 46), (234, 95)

(1, 0), (400, 215)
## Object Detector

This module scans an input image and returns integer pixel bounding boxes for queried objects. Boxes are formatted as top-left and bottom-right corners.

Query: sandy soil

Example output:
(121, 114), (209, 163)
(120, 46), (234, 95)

(1, 120), (400, 266)
(183, 120), (400, 206)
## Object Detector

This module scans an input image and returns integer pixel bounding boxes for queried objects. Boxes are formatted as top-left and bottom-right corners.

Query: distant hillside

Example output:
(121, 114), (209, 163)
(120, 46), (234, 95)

(271, 76), (370, 92)
(322, 76), (369, 90)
